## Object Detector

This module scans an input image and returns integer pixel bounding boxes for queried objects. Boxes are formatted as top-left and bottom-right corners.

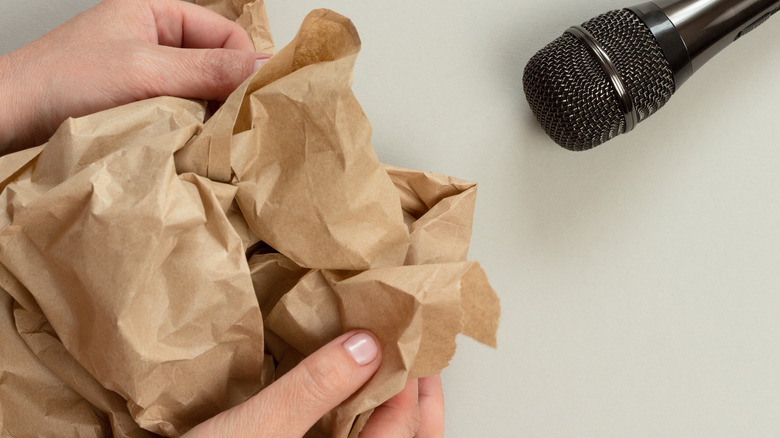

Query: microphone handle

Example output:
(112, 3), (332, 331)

(629, 0), (780, 89)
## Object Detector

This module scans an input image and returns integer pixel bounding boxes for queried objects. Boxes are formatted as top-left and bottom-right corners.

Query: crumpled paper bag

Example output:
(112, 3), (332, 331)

(0, 1), (501, 437)
(180, 6), (411, 271)
(262, 163), (495, 437)
(266, 261), (499, 437)
(0, 97), (265, 436)
(386, 165), (478, 266)
(0, 290), (109, 438)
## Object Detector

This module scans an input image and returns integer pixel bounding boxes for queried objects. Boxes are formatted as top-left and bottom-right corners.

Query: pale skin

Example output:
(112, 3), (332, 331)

(0, 0), (444, 436)
(184, 331), (445, 438)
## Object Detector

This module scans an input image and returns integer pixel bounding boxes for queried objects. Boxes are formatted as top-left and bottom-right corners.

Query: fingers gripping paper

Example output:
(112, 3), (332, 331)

(266, 262), (499, 437)
(0, 1), (500, 437)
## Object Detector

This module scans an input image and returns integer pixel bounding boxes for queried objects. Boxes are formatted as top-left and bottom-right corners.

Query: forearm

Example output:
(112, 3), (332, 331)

(0, 46), (51, 155)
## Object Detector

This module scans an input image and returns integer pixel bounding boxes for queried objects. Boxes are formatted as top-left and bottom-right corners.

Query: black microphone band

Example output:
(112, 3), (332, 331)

(565, 25), (639, 134)
(627, 2), (692, 89)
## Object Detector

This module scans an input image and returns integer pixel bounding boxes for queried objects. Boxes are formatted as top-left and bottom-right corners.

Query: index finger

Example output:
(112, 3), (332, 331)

(150, 0), (255, 51)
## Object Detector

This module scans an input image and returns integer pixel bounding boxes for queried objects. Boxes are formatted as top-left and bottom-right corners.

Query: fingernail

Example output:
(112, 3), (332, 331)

(253, 58), (269, 72)
(343, 332), (378, 366)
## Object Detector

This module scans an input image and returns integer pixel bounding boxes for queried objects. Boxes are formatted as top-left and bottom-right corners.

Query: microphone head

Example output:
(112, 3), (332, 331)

(523, 9), (676, 151)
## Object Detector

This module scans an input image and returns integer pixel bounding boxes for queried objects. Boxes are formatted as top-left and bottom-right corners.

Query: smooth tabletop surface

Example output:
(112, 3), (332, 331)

(3, 1), (780, 436)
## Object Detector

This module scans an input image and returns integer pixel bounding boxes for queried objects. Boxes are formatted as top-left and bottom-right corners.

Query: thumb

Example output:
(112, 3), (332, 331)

(146, 45), (270, 101)
(183, 331), (381, 438)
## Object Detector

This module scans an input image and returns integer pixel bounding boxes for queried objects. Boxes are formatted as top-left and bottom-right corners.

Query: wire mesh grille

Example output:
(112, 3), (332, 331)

(523, 9), (675, 150)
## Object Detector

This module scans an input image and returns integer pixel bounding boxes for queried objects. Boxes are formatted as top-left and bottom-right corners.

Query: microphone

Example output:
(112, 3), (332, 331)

(522, 0), (780, 151)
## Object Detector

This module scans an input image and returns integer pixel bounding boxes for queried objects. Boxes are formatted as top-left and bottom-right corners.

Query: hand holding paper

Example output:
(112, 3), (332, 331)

(0, 0), (270, 153)
(182, 331), (444, 438)
(182, 331), (382, 438)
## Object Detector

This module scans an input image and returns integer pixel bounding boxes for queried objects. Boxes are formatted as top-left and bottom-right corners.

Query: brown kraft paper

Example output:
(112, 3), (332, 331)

(0, 2), (501, 437)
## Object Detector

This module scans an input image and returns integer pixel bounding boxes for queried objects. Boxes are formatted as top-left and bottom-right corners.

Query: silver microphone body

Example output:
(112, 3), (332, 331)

(523, 0), (780, 150)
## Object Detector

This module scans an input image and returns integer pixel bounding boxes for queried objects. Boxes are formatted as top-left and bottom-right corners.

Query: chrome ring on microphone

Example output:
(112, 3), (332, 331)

(566, 25), (639, 134)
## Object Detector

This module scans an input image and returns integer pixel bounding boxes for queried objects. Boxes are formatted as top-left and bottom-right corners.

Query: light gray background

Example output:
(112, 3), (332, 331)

(3, 1), (780, 436)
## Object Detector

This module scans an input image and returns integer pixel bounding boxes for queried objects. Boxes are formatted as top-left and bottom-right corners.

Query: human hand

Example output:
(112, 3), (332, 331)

(359, 374), (445, 438)
(0, 0), (269, 153)
(183, 330), (445, 438)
